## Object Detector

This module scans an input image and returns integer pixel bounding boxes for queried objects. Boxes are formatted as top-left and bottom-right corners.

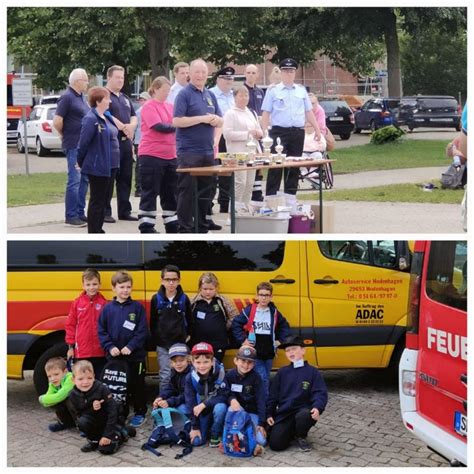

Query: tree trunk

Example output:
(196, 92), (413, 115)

(384, 9), (402, 97)
(144, 25), (170, 79)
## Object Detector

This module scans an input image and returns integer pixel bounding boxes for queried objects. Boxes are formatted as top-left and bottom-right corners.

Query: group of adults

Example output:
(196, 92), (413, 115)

(53, 57), (322, 234)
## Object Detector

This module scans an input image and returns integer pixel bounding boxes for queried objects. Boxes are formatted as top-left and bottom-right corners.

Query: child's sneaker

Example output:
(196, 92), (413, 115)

(209, 436), (221, 448)
(81, 440), (99, 452)
(253, 444), (265, 456)
(48, 422), (66, 432)
(129, 414), (146, 427)
(295, 437), (312, 452)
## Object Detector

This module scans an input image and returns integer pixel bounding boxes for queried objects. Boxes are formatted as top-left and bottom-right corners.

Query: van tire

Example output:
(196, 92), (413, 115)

(33, 342), (68, 395)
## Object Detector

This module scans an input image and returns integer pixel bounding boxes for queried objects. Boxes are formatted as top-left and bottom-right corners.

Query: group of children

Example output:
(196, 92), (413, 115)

(39, 266), (328, 457)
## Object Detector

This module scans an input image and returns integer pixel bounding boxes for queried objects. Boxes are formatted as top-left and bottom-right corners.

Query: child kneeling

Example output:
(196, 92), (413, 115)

(184, 342), (228, 447)
(224, 345), (267, 455)
(69, 360), (125, 455)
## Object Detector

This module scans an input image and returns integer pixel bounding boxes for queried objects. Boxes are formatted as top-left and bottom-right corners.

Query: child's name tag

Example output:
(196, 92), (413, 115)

(231, 384), (243, 393)
(197, 311), (206, 320)
(293, 359), (304, 368)
(123, 320), (136, 331)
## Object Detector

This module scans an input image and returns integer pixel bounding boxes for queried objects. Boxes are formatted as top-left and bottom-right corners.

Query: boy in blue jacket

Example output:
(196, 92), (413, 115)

(224, 345), (267, 455)
(98, 270), (149, 428)
(231, 282), (290, 396)
(152, 343), (191, 416)
(266, 335), (328, 453)
(184, 342), (228, 447)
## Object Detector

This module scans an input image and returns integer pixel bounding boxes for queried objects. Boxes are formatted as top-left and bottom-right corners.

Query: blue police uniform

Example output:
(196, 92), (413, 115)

(261, 58), (312, 196)
(104, 90), (137, 220)
(55, 86), (90, 222)
(244, 83), (265, 116)
(174, 83), (222, 233)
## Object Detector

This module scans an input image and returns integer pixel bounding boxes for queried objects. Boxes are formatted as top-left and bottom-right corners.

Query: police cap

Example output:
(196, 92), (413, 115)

(216, 66), (235, 80)
(279, 58), (298, 70)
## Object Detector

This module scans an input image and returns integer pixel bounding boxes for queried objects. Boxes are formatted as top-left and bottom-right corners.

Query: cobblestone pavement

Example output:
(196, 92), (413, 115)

(7, 369), (447, 467)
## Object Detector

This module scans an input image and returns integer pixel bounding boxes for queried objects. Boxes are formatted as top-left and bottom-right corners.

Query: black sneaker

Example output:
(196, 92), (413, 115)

(103, 216), (116, 223)
(295, 437), (312, 452)
(79, 215), (88, 223)
(119, 215), (139, 221)
(81, 440), (99, 452)
(48, 422), (66, 432)
(207, 220), (222, 231)
(65, 218), (87, 227)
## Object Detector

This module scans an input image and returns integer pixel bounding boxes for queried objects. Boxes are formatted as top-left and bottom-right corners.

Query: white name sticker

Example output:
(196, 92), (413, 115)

(197, 311), (206, 320)
(231, 384), (243, 393)
(293, 359), (304, 368)
(123, 320), (136, 331)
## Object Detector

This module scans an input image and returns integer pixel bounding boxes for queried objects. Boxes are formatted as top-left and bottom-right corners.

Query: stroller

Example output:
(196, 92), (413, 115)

(299, 151), (334, 191)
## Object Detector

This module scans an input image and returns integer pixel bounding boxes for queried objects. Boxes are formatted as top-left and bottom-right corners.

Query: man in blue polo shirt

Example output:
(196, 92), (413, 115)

(53, 68), (90, 227)
(261, 58), (321, 199)
(173, 58), (223, 233)
(104, 65), (138, 222)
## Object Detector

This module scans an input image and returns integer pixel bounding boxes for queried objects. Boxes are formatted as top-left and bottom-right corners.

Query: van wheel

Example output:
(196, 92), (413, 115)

(369, 120), (377, 132)
(354, 127), (361, 134)
(339, 133), (351, 140)
(33, 342), (68, 395)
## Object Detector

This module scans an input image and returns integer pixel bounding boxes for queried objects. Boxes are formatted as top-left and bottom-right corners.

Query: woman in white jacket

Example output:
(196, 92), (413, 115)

(223, 86), (263, 210)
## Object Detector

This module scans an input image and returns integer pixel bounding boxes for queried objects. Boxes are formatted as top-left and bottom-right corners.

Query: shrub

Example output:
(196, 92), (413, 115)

(370, 126), (405, 145)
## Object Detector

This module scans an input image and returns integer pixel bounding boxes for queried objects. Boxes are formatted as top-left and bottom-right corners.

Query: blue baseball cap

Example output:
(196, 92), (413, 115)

(168, 343), (190, 358)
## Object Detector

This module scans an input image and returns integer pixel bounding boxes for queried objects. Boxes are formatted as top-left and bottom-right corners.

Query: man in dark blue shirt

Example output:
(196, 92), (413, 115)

(173, 59), (223, 233)
(104, 65), (138, 222)
(243, 64), (265, 116)
(53, 68), (90, 227)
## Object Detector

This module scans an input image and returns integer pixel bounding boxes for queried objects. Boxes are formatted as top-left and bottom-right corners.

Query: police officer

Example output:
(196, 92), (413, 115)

(261, 58), (321, 197)
(209, 66), (236, 217)
(104, 65), (138, 222)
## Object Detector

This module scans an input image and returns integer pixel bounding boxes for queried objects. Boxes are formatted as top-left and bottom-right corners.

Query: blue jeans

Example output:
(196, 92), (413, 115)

(249, 413), (267, 446)
(193, 402), (227, 445)
(254, 359), (273, 397)
(65, 148), (88, 220)
(176, 403), (191, 417)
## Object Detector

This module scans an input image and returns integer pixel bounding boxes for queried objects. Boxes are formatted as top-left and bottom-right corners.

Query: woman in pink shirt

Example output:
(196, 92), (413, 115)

(137, 76), (178, 233)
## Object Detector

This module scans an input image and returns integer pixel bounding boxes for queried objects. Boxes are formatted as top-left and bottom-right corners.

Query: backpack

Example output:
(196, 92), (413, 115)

(156, 291), (187, 318)
(100, 358), (129, 422)
(441, 164), (466, 189)
(222, 409), (257, 458)
(141, 407), (192, 459)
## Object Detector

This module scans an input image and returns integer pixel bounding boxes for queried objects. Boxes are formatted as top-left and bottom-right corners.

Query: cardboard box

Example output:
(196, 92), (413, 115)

(310, 202), (335, 233)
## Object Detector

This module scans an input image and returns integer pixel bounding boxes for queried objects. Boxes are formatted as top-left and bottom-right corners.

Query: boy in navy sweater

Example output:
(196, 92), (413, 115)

(152, 343), (191, 416)
(184, 342), (228, 447)
(224, 345), (266, 455)
(266, 335), (328, 452)
(98, 270), (149, 428)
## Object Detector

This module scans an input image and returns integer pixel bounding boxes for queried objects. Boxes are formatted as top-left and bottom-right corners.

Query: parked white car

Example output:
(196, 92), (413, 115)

(17, 104), (63, 156)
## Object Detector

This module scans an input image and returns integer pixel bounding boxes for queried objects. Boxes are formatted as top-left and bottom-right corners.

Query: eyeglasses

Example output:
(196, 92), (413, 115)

(163, 278), (179, 283)
(257, 293), (272, 298)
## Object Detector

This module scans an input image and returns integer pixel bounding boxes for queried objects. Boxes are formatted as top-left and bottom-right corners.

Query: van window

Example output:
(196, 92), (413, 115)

(7, 241), (142, 269)
(144, 241), (284, 271)
(418, 98), (457, 109)
(318, 240), (397, 268)
(425, 241), (467, 311)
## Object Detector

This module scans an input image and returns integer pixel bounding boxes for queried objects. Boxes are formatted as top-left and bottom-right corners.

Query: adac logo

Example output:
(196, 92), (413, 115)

(128, 313), (136, 322)
(302, 381), (310, 391)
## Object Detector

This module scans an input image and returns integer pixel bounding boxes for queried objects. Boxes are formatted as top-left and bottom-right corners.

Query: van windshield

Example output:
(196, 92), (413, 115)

(418, 98), (457, 109)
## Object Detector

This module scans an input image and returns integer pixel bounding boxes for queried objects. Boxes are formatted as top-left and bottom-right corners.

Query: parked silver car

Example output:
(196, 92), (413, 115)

(16, 104), (63, 156)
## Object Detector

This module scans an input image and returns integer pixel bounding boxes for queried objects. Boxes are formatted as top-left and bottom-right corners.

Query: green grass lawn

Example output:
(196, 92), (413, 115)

(7, 139), (452, 207)
(300, 181), (464, 204)
(330, 139), (451, 174)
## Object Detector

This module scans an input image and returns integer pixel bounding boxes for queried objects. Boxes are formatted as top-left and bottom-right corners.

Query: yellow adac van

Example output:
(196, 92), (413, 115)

(7, 240), (412, 393)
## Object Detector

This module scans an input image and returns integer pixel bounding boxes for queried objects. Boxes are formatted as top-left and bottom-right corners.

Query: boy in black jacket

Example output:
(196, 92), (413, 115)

(149, 264), (192, 388)
(266, 335), (328, 452)
(224, 345), (267, 455)
(69, 360), (123, 454)
(152, 343), (191, 416)
(232, 281), (290, 396)
(98, 270), (149, 428)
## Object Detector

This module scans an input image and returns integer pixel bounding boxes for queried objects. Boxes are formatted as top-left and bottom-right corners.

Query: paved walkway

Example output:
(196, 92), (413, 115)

(7, 166), (463, 234)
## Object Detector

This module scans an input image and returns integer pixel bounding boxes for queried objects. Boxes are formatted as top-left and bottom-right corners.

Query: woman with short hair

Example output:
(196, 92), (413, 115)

(77, 86), (119, 233)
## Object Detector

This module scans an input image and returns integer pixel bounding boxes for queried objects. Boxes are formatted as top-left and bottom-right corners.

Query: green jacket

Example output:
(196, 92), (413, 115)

(38, 372), (74, 407)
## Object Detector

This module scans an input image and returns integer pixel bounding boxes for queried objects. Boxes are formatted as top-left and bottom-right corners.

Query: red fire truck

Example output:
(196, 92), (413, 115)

(399, 241), (467, 466)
